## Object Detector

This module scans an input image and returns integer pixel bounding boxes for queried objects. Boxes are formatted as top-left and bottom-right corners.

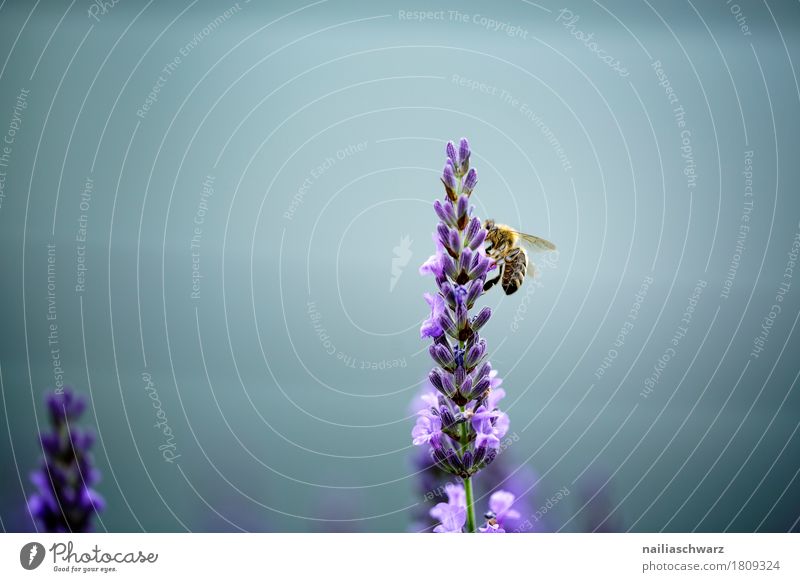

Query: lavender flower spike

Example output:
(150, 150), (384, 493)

(413, 139), (509, 533)
(28, 387), (104, 532)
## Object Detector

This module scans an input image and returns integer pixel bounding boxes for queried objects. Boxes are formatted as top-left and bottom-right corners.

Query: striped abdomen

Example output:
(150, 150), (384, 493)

(501, 248), (527, 295)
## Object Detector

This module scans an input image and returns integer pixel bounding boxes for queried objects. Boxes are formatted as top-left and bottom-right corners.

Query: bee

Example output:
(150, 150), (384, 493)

(483, 219), (556, 295)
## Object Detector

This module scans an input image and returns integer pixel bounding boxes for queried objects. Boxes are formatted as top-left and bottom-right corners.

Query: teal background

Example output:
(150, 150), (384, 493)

(1, 0), (799, 532)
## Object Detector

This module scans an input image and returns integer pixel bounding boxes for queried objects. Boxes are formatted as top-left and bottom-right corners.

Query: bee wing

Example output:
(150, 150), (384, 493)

(513, 231), (556, 252)
(526, 257), (537, 277)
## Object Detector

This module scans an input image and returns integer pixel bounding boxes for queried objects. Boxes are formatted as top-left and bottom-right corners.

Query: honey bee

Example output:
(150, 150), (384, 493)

(483, 219), (556, 295)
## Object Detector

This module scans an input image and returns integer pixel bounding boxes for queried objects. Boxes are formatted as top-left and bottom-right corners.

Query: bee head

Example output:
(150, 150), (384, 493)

(483, 219), (495, 231)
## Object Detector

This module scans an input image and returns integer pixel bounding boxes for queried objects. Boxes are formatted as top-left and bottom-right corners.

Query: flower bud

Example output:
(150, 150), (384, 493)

(439, 281), (456, 309)
(448, 229), (461, 255)
(468, 376), (491, 401)
(432, 448), (450, 472)
(458, 137), (471, 174)
(429, 344), (453, 370)
(462, 168), (477, 194)
(462, 450), (474, 470)
(434, 200), (456, 227)
(438, 313), (457, 339)
(441, 255), (457, 280)
(437, 223), (452, 252)
(455, 301), (468, 332)
(445, 448), (462, 473)
(467, 227), (486, 250)
(456, 195), (469, 228)
(474, 362), (492, 383)
(458, 247), (473, 275)
(442, 163), (457, 199)
(428, 369), (446, 396)
(454, 366), (466, 388)
(458, 375), (473, 400)
(446, 141), (458, 168)
(468, 254), (491, 279)
(466, 278), (483, 307)
(471, 307), (492, 333)
(465, 340), (486, 369)
(472, 445), (487, 467)
(464, 217), (480, 246)
(440, 372), (456, 397)
(440, 406), (455, 428)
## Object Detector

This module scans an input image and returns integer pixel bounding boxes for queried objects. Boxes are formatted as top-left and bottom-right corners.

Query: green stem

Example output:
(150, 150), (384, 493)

(459, 413), (476, 532)
(463, 474), (476, 533)
(456, 169), (477, 533)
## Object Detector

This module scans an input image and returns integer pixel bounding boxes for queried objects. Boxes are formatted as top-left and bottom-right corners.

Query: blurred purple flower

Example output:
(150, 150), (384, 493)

(431, 503), (465, 533)
(429, 482), (518, 534)
(430, 483), (467, 533)
(488, 490), (521, 527)
(28, 387), (104, 532)
(480, 461), (545, 533)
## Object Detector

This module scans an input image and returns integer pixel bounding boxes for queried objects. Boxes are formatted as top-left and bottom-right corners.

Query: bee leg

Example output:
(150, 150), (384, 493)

(483, 266), (503, 291)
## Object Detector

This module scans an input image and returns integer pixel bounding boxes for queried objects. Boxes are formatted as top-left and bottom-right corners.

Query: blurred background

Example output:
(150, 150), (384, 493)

(0, 0), (799, 532)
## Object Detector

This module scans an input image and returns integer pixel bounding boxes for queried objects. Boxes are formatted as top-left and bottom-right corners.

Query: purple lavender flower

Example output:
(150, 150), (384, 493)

(28, 387), (104, 532)
(411, 409), (442, 446)
(420, 293), (446, 339)
(420, 233), (447, 278)
(429, 482), (518, 534)
(413, 138), (510, 532)
(479, 461), (543, 532)
(487, 490), (521, 528)
(472, 406), (510, 449)
(430, 483), (467, 533)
